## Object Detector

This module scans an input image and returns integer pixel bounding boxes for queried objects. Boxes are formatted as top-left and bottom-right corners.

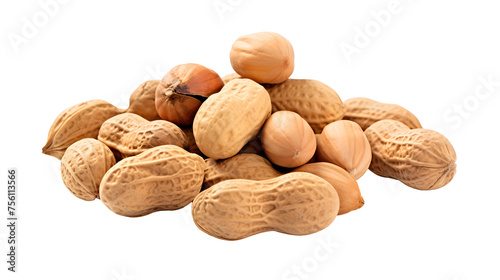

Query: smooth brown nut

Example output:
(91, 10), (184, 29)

(61, 138), (116, 201)
(343, 97), (422, 130)
(192, 172), (339, 240)
(100, 145), (205, 217)
(203, 154), (283, 190)
(98, 113), (188, 158)
(193, 78), (272, 159)
(293, 162), (364, 215)
(42, 100), (124, 159)
(365, 120), (457, 190)
(126, 80), (162, 121)
(261, 111), (316, 168)
(266, 79), (344, 134)
(230, 32), (294, 84)
(317, 120), (372, 179)
(155, 63), (224, 126)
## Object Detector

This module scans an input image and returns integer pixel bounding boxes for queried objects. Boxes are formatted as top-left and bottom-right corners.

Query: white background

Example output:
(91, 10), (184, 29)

(1, 0), (500, 279)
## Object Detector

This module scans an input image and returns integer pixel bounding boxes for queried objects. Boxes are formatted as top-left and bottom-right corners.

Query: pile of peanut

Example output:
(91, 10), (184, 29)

(42, 32), (457, 240)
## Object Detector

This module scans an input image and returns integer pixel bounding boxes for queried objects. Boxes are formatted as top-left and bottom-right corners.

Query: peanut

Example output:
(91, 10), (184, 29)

(42, 100), (124, 159)
(100, 145), (205, 217)
(61, 138), (116, 201)
(261, 111), (317, 168)
(155, 63), (223, 126)
(98, 113), (188, 159)
(316, 120), (372, 179)
(192, 172), (339, 240)
(230, 32), (294, 84)
(343, 97), (422, 130)
(193, 78), (272, 159)
(365, 120), (456, 190)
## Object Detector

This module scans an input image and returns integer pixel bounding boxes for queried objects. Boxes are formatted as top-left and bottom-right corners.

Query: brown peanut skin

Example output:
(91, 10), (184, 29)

(126, 80), (162, 121)
(98, 113), (188, 158)
(61, 138), (116, 201)
(155, 64), (224, 126)
(42, 100), (125, 159)
(316, 120), (372, 180)
(343, 97), (422, 131)
(293, 163), (363, 215)
(365, 120), (457, 190)
(100, 145), (205, 217)
(261, 111), (317, 168)
(230, 32), (294, 84)
(203, 154), (283, 190)
(193, 78), (272, 159)
(192, 172), (339, 240)
(266, 79), (345, 134)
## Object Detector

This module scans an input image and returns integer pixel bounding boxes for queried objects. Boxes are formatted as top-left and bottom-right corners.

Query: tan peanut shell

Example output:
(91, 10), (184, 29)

(203, 154), (283, 190)
(221, 73), (241, 84)
(42, 100), (124, 159)
(98, 113), (188, 158)
(181, 127), (205, 158)
(192, 172), (339, 240)
(365, 120), (457, 190)
(238, 135), (265, 157)
(61, 138), (116, 201)
(126, 80), (162, 121)
(193, 78), (272, 159)
(266, 79), (345, 133)
(100, 145), (205, 217)
(293, 162), (364, 215)
(343, 97), (422, 130)
(317, 120), (372, 179)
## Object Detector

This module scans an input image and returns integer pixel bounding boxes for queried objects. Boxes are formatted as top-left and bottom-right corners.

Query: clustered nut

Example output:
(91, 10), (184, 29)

(42, 100), (124, 160)
(365, 120), (456, 190)
(193, 78), (272, 160)
(100, 145), (205, 217)
(192, 172), (339, 240)
(230, 32), (294, 84)
(43, 31), (457, 241)
(98, 113), (188, 159)
(317, 120), (372, 180)
(61, 138), (116, 201)
(261, 111), (316, 168)
(155, 63), (224, 126)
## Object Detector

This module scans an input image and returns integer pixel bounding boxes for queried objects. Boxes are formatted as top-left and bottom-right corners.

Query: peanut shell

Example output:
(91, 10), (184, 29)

(192, 172), (339, 240)
(42, 100), (124, 159)
(100, 145), (205, 217)
(266, 79), (344, 133)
